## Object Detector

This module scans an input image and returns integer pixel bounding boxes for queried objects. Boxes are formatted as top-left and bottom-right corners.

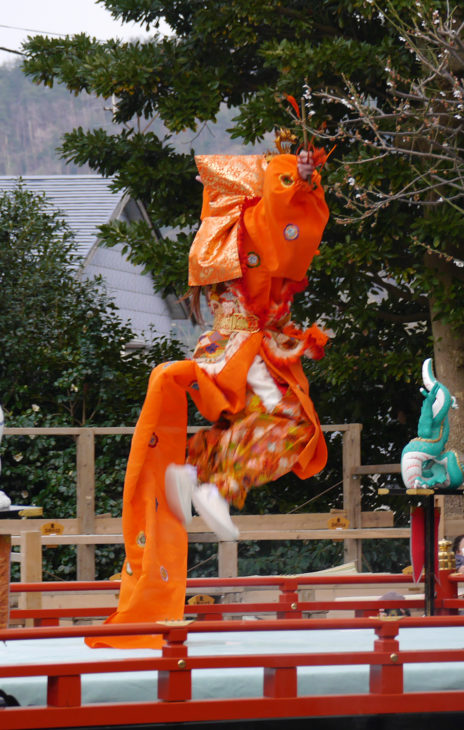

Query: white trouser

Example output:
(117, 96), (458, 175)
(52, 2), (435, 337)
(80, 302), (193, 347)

(246, 355), (283, 412)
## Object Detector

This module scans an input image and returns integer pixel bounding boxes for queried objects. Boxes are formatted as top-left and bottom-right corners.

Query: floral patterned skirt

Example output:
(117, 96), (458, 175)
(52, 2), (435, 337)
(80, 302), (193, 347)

(187, 387), (314, 509)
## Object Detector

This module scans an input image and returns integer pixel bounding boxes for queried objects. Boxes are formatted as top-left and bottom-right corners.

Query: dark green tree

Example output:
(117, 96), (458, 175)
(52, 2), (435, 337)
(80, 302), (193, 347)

(0, 184), (173, 423)
(0, 185), (185, 577)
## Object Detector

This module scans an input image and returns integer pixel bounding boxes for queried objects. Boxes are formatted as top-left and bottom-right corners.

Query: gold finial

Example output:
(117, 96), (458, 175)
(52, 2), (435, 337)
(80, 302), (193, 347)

(438, 539), (456, 570)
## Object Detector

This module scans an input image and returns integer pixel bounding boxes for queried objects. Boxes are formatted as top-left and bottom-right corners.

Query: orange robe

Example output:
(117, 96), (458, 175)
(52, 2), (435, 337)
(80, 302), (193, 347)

(87, 152), (329, 649)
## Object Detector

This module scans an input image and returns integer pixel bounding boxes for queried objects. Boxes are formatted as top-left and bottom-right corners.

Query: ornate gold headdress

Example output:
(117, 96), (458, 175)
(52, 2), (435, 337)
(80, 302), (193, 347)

(269, 93), (335, 168)
(274, 128), (298, 154)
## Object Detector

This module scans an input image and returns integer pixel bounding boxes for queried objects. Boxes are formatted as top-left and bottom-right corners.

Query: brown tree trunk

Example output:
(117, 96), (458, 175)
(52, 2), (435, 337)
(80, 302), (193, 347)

(428, 263), (464, 454)
(428, 261), (464, 531)
(432, 314), (464, 453)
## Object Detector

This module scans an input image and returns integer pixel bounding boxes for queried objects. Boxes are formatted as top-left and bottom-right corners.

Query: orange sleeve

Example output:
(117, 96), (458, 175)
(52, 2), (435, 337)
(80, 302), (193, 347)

(243, 153), (329, 282)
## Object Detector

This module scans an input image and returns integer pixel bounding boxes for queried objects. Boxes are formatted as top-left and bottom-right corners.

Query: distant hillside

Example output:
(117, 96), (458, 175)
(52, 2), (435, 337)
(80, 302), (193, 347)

(0, 61), (262, 175)
(0, 62), (113, 174)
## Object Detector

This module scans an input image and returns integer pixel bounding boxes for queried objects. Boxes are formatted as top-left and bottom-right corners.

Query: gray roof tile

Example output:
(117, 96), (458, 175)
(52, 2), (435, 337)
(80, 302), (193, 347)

(0, 175), (120, 259)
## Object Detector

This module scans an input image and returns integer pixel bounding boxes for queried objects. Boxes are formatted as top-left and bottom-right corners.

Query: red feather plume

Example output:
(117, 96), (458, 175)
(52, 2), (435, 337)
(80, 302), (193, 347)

(284, 94), (301, 118)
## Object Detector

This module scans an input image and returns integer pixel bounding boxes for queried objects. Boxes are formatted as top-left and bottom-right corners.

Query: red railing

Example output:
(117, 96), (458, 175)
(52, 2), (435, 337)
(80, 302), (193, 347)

(2, 615), (464, 728)
(8, 570), (462, 625)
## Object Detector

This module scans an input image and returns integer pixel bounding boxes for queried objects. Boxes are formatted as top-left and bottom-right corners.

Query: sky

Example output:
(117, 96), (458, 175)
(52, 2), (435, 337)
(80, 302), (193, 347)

(0, 0), (158, 65)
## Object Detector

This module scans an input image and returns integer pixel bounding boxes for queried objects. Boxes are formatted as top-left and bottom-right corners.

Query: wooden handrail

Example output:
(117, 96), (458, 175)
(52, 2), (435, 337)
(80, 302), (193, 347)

(3, 424), (358, 436)
(352, 464), (401, 475)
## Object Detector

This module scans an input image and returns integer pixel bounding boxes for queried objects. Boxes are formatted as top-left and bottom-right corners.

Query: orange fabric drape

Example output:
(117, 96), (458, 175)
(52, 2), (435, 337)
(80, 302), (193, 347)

(87, 152), (329, 649)
(86, 336), (260, 648)
(86, 333), (325, 649)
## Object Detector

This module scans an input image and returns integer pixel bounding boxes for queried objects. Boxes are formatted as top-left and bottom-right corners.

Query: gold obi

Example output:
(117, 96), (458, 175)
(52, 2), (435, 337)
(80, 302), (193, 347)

(213, 312), (260, 334)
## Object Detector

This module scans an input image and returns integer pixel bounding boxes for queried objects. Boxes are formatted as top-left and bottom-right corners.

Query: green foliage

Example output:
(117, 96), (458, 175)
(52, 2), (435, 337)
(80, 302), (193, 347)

(238, 540), (344, 576)
(234, 539), (410, 575)
(0, 184), (186, 579)
(187, 542), (217, 578)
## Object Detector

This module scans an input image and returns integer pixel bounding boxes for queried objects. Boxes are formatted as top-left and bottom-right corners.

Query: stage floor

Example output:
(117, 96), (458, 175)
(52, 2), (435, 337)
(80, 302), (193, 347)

(2, 625), (464, 706)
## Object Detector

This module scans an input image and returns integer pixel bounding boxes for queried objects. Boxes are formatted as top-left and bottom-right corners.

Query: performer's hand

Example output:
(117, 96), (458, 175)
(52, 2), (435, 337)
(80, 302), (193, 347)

(297, 150), (315, 181)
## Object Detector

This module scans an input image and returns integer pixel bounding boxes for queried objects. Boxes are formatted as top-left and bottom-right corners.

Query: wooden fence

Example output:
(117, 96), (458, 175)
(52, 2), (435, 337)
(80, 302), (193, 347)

(0, 423), (439, 580)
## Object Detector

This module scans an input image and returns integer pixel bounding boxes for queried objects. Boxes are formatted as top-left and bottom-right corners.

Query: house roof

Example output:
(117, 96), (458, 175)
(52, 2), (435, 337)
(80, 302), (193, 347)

(0, 175), (121, 260)
(0, 175), (177, 341)
(0, 174), (194, 346)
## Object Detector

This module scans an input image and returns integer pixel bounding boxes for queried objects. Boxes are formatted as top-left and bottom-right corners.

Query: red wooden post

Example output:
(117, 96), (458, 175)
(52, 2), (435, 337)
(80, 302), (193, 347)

(263, 666), (298, 698)
(158, 627), (192, 702)
(277, 579), (302, 619)
(47, 675), (81, 707)
(369, 620), (403, 694)
(436, 568), (458, 616)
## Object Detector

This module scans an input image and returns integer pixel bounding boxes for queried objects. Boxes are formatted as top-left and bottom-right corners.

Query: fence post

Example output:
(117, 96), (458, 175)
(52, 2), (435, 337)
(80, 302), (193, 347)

(436, 567), (458, 615)
(76, 429), (95, 581)
(343, 423), (362, 569)
(369, 620), (403, 694)
(264, 665), (298, 698)
(19, 530), (42, 624)
(158, 627), (191, 701)
(0, 535), (10, 628)
(47, 675), (82, 707)
(218, 541), (238, 578)
(277, 579), (302, 619)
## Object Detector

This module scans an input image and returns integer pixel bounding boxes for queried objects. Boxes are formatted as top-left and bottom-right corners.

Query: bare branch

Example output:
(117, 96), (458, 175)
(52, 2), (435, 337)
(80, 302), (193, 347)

(302, 1), (464, 223)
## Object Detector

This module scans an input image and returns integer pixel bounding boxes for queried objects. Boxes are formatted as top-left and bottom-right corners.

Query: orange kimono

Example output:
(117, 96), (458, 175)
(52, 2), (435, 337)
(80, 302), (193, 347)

(87, 152), (329, 649)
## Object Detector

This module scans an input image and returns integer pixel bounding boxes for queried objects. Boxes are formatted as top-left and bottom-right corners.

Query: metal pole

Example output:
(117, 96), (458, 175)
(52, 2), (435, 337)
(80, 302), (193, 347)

(424, 495), (435, 615)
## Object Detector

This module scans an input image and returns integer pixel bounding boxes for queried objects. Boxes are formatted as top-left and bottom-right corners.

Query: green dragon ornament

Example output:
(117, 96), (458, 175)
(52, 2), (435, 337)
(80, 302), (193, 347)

(401, 358), (464, 490)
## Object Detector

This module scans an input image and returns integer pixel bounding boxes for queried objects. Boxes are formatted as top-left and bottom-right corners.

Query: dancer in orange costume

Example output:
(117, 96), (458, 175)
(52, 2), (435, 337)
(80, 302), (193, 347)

(87, 145), (329, 649)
